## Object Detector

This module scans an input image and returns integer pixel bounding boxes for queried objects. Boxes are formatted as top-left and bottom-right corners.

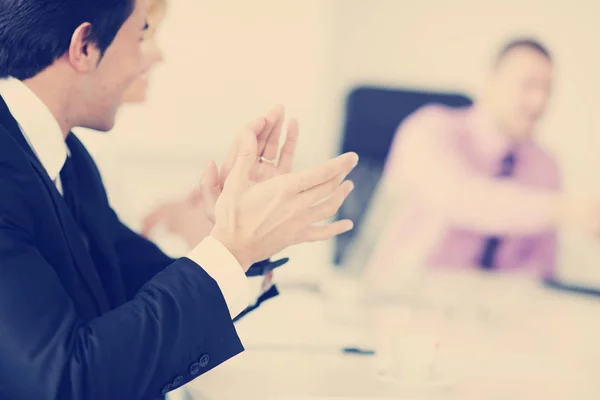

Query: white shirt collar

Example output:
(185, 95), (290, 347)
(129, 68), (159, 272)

(0, 77), (67, 181)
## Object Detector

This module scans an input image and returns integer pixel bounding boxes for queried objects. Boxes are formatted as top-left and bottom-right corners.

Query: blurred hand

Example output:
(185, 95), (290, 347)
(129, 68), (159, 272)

(208, 128), (358, 270)
(559, 198), (600, 236)
(202, 105), (299, 223)
(141, 105), (297, 246)
(141, 192), (213, 247)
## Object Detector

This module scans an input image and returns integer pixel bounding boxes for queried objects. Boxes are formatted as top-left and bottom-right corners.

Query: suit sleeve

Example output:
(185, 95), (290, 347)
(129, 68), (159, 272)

(0, 198), (244, 400)
(110, 209), (176, 299)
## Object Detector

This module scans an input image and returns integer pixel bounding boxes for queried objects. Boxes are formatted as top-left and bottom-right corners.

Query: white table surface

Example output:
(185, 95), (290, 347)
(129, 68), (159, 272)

(175, 268), (600, 400)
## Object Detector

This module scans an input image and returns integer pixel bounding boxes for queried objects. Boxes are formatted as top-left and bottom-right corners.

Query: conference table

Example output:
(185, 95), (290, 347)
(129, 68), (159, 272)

(171, 264), (600, 400)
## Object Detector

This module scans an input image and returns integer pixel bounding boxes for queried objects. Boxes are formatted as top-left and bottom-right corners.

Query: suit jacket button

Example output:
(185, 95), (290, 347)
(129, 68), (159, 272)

(172, 375), (184, 387)
(189, 362), (201, 376)
(160, 384), (173, 395)
(199, 354), (210, 367)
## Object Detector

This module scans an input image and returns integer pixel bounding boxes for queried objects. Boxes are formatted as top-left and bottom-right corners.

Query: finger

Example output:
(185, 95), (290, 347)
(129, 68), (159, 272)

(289, 152), (358, 194)
(140, 205), (170, 236)
(201, 161), (221, 221)
(260, 104), (285, 161)
(255, 116), (274, 157)
(299, 220), (354, 243)
(304, 180), (354, 223)
(294, 171), (349, 210)
(277, 118), (299, 173)
(186, 187), (203, 204)
(140, 211), (161, 236)
(222, 129), (257, 194)
(220, 117), (267, 188)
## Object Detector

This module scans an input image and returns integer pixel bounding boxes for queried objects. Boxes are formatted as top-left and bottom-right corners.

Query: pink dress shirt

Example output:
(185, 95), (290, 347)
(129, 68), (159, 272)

(367, 104), (561, 278)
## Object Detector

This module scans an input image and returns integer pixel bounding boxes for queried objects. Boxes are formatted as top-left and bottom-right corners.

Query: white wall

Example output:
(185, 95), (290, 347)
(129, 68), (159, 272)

(331, 0), (600, 282)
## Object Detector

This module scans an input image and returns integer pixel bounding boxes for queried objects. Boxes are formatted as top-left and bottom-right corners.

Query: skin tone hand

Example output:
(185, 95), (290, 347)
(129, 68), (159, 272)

(202, 105), (299, 223)
(142, 105), (358, 273)
(558, 197), (600, 236)
(208, 124), (358, 270)
(141, 105), (297, 240)
(140, 191), (213, 247)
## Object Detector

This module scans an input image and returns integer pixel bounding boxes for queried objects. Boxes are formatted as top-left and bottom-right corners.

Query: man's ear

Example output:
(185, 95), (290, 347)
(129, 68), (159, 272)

(67, 22), (102, 72)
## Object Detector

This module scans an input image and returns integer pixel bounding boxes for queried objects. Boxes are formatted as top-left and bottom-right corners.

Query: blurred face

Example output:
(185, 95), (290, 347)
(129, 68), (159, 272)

(76, 0), (149, 131)
(487, 47), (553, 140)
(122, 1), (166, 103)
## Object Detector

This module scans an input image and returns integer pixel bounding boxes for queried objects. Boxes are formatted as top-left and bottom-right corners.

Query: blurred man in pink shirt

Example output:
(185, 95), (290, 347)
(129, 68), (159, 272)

(362, 39), (600, 279)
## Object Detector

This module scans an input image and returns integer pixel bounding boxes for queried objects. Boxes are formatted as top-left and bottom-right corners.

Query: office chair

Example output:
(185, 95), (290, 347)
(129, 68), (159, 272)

(333, 85), (473, 267)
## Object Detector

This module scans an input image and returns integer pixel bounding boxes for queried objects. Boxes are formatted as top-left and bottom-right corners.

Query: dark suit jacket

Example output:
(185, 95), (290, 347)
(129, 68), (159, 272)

(0, 96), (245, 400)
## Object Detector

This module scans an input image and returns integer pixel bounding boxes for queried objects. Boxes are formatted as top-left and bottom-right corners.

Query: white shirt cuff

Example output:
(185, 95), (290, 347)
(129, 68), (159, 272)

(186, 236), (250, 319)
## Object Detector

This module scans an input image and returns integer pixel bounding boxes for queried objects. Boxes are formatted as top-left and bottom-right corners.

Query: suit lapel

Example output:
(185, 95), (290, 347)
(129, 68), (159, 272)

(0, 96), (110, 313)
(66, 134), (127, 307)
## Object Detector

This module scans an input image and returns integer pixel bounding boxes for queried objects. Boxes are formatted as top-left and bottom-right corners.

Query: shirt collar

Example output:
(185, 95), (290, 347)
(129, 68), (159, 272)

(466, 105), (527, 161)
(0, 77), (67, 181)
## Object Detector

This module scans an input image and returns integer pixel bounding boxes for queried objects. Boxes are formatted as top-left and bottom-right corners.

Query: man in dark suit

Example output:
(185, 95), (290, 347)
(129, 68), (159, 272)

(0, 0), (358, 399)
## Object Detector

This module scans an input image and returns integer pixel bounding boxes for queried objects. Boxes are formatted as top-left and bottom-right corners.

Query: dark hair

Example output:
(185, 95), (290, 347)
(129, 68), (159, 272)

(495, 38), (552, 66)
(0, 0), (136, 80)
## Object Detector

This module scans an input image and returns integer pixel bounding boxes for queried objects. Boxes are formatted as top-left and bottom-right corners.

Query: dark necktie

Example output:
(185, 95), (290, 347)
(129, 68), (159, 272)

(479, 152), (516, 270)
(60, 156), (90, 250)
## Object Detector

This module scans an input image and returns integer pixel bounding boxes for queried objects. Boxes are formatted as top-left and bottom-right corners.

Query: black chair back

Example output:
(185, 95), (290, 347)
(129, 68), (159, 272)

(334, 85), (473, 266)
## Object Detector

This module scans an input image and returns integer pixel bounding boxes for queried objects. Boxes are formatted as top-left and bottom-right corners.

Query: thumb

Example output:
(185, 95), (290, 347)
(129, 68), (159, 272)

(186, 186), (203, 204)
(140, 205), (167, 237)
(224, 129), (257, 193)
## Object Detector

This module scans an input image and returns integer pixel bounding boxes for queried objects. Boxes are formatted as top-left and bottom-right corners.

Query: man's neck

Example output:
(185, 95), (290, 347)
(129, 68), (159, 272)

(476, 99), (521, 145)
(23, 71), (74, 139)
